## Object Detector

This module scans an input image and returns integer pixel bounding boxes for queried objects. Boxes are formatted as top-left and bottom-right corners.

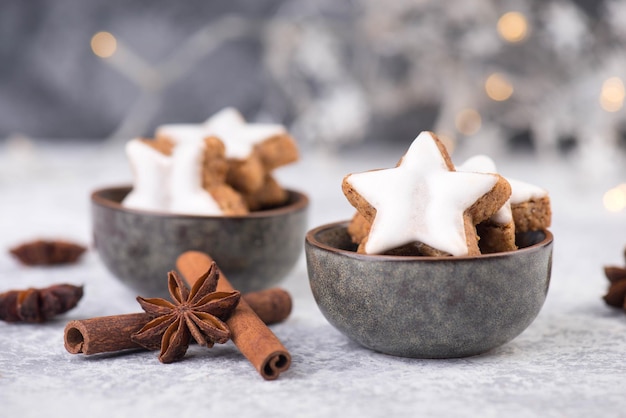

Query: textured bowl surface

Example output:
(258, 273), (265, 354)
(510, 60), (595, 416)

(92, 186), (308, 296)
(305, 222), (553, 358)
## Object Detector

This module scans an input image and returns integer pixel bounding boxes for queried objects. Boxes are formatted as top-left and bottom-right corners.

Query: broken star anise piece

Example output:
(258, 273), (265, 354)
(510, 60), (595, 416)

(603, 247), (626, 309)
(131, 262), (240, 364)
(0, 284), (84, 323)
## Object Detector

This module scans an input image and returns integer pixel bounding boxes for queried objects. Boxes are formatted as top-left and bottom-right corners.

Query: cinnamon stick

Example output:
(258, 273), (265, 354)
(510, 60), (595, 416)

(65, 313), (148, 354)
(63, 288), (292, 356)
(243, 288), (292, 325)
(176, 251), (291, 380)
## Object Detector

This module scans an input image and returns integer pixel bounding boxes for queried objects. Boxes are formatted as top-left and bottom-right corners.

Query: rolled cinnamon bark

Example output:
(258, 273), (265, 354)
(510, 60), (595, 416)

(176, 251), (291, 380)
(64, 313), (148, 354)
(243, 288), (292, 325)
(64, 288), (292, 356)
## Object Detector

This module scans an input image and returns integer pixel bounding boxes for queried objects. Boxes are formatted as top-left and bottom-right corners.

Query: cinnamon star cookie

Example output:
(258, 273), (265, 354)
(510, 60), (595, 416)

(457, 155), (517, 253)
(459, 154), (551, 244)
(204, 107), (298, 195)
(342, 131), (511, 256)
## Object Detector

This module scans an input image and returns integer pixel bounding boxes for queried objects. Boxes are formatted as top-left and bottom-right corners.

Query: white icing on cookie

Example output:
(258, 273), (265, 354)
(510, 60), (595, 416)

(204, 107), (246, 130)
(124, 107), (290, 215)
(168, 141), (222, 216)
(458, 154), (548, 217)
(346, 132), (499, 256)
(122, 139), (172, 211)
(458, 155), (513, 224)
(204, 107), (286, 160)
(122, 139), (223, 215)
(457, 155), (497, 173)
(508, 178), (548, 204)
(155, 124), (209, 144)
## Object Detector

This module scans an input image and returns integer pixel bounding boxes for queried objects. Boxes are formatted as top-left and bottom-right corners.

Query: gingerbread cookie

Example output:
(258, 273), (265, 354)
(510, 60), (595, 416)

(168, 141), (224, 215)
(123, 139), (172, 212)
(347, 212), (370, 246)
(126, 108), (298, 214)
(508, 178), (551, 232)
(346, 213), (450, 256)
(342, 131), (511, 256)
(458, 155), (517, 254)
(200, 136), (230, 189)
(123, 137), (248, 216)
(204, 108), (298, 197)
(142, 136), (175, 156)
(154, 123), (251, 215)
(242, 174), (289, 211)
(155, 123), (209, 145)
(205, 108), (299, 169)
(459, 154), (551, 236)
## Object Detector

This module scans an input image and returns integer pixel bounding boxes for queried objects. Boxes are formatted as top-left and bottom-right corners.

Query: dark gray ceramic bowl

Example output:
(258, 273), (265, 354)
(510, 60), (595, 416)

(92, 186), (308, 296)
(305, 221), (553, 358)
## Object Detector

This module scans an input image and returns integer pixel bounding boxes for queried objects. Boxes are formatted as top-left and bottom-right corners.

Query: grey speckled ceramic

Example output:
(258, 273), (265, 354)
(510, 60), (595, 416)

(305, 222), (553, 358)
(92, 186), (308, 296)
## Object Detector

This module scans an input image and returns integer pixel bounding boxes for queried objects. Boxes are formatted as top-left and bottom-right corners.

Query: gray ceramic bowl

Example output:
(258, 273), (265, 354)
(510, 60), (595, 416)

(92, 186), (308, 296)
(305, 221), (553, 358)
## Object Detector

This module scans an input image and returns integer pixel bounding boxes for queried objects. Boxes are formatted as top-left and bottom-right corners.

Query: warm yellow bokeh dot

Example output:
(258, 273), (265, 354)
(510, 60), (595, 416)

(455, 109), (482, 136)
(603, 186), (626, 212)
(485, 73), (514, 101)
(600, 77), (625, 112)
(497, 12), (529, 43)
(91, 31), (117, 58)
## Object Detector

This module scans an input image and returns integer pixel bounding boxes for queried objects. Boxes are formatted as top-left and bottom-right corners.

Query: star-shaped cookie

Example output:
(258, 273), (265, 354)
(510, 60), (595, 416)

(508, 177), (551, 232)
(156, 108), (297, 208)
(458, 154), (551, 247)
(123, 139), (172, 212)
(155, 124), (209, 145)
(204, 108), (298, 194)
(342, 131), (511, 256)
(122, 138), (248, 216)
(145, 108), (298, 213)
(168, 141), (224, 216)
(204, 108), (295, 164)
(458, 155), (516, 253)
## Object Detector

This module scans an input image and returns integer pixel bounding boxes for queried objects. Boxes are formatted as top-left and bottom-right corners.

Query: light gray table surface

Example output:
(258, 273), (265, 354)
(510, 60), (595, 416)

(1, 138), (626, 418)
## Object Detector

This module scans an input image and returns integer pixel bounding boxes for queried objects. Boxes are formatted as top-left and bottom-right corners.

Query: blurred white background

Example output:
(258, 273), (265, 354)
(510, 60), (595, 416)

(3, 0), (626, 214)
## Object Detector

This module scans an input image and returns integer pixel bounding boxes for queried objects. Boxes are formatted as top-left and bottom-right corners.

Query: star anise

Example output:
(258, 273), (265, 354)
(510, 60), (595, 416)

(0, 284), (83, 323)
(131, 262), (240, 363)
(10, 239), (86, 266)
(603, 247), (626, 309)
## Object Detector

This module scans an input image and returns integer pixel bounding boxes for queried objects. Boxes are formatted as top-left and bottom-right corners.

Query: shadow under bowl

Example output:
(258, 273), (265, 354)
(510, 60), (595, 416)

(305, 222), (553, 358)
(92, 186), (309, 296)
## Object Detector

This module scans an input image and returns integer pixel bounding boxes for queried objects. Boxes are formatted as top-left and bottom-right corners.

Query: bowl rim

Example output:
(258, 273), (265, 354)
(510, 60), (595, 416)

(91, 185), (309, 219)
(306, 221), (553, 261)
